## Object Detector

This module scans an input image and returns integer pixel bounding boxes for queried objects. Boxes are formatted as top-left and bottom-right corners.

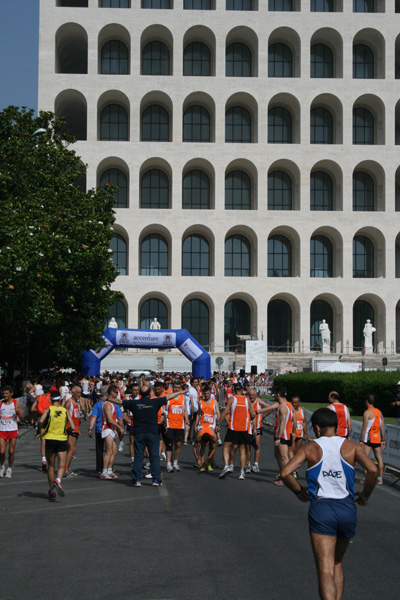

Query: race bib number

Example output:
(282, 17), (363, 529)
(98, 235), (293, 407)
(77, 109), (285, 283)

(172, 406), (183, 414)
(203, 414), (214, 424)
(296, 422), (303, 430)
(74, 409), (80, 419)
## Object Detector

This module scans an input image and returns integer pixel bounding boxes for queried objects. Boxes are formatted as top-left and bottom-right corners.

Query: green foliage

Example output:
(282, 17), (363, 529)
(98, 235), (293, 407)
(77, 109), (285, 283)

(0, 106), (123, 370)
(273, 371), (400, 417)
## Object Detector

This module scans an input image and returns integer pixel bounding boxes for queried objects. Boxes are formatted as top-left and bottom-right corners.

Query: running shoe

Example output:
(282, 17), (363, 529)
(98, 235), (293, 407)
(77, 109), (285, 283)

(42, 462), (48, 472)
(133, 482), (142, 487)
(53, 479), (65, 497)
(228, 465), (234, 473)
(293, 471), (298, 479)
(152, 482), (163, 487)
(48, 489), (57, 501)
(166, 464), (174, 473)
(65, 470), (77, 478)
(108, 471), (118, 480)
(118, 441), (124, 453)
(200, 466), (206, 472)
(274, 477), (284, 486)
(145, 473), (153, 479)
(100, 473), (111, 480)
(219, 466), (231, 479)
(5, 468), (12, 479)
(173, 464), (180, 472)
(160, 453), (166, 461)
(252, 464), (260, 473)
(377, 477), (383, 485)
(144, 463), (151, 471)
(207, 464), (213, 472)
(182, 441), (188, 446)
(238, 472), (245, 480)
(0, 465), (5, 478)
(244, 465), (252, 474)
(217, 439), (222, 447)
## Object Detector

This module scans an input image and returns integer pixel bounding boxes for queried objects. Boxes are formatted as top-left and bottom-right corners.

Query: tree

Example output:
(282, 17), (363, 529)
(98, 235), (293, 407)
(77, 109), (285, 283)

(0, 106), (123, 372)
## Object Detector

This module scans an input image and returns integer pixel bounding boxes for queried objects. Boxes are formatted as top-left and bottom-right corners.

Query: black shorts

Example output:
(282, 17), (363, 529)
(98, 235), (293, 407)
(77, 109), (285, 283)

(165, 428), (185, 443)
(45, 439), (68, 454)
(127, 425), (134, 435)
(158, 424), (164, 438)
(191, 411), (198, 422)
(224, 428), (250, 446)
(275, 437), (292, 447)
(256, 428), (263, 436)
(366, 441), (381, 448)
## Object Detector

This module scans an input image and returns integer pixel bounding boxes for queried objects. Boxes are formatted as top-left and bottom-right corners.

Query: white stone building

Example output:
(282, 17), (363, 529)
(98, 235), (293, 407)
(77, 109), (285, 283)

(39, 0), (400, 366)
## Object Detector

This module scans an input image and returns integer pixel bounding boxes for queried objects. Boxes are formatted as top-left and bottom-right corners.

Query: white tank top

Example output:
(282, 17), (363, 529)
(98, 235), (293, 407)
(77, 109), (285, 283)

(0, 400), (18, 432)
(306, 436), (355, 501)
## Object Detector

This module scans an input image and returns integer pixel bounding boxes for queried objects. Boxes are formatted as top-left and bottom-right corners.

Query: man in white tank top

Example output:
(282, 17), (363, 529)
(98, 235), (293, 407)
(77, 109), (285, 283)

(281, 408), (378, 600)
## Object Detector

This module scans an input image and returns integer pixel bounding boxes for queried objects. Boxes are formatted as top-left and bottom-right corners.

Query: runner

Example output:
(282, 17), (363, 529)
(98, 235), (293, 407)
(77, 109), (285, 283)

(31, 381), (52, 471)
(88, 393), (124, 475)
(154, 381), (166, 461)
(0, 386), (25, 479)
(64, 386), (83, 477)
(327, 391), (351, 439)
(195, 385), (220, 472)
(36, 391), (78, 500)
(359, 394), (385, 485)
(281, 408), (378, 600)
(100, 386), (125, 480)
(246, 388), (271, 473)
(164, 381), (189, 472)
(272, 388), (296, 486)
(217, 384), (256, 480)
(292, 395), (309, 453)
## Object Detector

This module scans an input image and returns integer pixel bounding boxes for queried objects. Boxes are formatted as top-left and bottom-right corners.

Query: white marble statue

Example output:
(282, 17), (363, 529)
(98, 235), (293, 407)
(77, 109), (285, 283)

(150, 317), (161, 330)
(108, 317), (118, 329)
(363, 319), (376, 350)
(319, 319), (331, 351)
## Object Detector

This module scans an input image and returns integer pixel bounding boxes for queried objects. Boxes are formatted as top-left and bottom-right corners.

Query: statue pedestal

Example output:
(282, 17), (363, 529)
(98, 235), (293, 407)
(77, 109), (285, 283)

(364, 347), (373, 355)
(322, 345), (330, 354)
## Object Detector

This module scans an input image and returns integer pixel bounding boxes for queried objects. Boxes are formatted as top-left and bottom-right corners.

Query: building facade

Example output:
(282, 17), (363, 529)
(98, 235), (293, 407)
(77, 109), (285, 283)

(39, 0), (400, 358)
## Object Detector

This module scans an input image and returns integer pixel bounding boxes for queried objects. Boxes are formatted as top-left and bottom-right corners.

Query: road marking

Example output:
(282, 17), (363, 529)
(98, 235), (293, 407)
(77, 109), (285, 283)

(3, 494), (162, 515)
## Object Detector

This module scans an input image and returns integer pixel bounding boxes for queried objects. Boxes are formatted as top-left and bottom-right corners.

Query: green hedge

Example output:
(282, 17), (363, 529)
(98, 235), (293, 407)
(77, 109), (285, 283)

(272, 371), (400, 417)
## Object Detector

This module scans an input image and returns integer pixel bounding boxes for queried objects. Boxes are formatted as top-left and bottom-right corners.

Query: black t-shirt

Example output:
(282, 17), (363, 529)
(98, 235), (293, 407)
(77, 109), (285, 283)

(123, 396), (167, 435)
(392, 391), (400, 418)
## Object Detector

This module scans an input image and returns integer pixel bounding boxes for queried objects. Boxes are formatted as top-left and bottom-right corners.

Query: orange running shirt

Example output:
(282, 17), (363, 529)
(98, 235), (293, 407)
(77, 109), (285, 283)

(363, 407), (382, 444)
(229, 395), (250, 432)
(330, 403), (349, 437)
(295, 407), (305, 439)
(274, 402), (293, 440)
(165, 395), (185, 429)
(37, 394), (51, 415)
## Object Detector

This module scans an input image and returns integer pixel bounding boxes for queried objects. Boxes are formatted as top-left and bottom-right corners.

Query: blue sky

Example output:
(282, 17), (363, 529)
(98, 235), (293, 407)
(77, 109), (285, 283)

(0, 0), (39, 112)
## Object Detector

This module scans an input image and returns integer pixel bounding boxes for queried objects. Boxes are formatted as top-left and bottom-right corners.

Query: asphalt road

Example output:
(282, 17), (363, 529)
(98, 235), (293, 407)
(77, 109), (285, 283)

(1, 423), (399, 600)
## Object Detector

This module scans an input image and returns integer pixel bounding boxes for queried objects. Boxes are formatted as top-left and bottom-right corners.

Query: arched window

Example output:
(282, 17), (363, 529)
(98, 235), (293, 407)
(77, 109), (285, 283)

(100, 104), (128, 141)
(108, 301), (126, 329)
(224, 299), (251, 351)
(310, 300), (333, 351)
(353, 172), (374, 211)
(101, 1), (130, 7)
(353, 300), (374, 350)
(353, 0), (374, 12)
(311, 171), (333, 211)
(353, 236), (374, 277)
(310, 107), (333, 144)
(142, 41), (170, 75)
(225, 235), (251, 276)
(142, 0), (170, 7)
(268, 171), (292, 210)
(311, 44), (333, 78)
(268, 107), (292, 143)
(268, 300), (292, 352)
(182, 299), (210, 349)
(311, 0), (333, 10)
(183, 170), (210, 209)
(183, 106), (211, 142)
(310, 235), (333, 277)
(269, 0), (293, 10)
(268, 235), (292, 277)
(353, 108), (374, 144)
(100, 168), (128, 208)
(140, 234), (168, 275)
(225, 106), (251, 143)
(140, 298), (168, 329)
(101, 41), (129, 74)
(225, 170), (251, 210)
(226, 0), (253, 8)
(268, 43), (292, 77)
(182, 235), (210, 275)
(226, 43), (252, 77)
(353, 45), (374, 79)
(141, 105), (169, 141)
(141, 169), (169, 208)
(185, 0), (211, 9)
(183, 42), (211, 76)
(110, 234), (127, 275)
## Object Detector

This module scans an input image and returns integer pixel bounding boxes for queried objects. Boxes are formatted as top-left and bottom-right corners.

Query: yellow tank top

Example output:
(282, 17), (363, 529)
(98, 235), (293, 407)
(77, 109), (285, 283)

(43, 405), (68, 441)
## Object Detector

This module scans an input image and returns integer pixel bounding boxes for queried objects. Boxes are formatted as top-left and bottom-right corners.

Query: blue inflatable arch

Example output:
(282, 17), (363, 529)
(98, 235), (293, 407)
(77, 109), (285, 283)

(82, 328), (211, 380)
